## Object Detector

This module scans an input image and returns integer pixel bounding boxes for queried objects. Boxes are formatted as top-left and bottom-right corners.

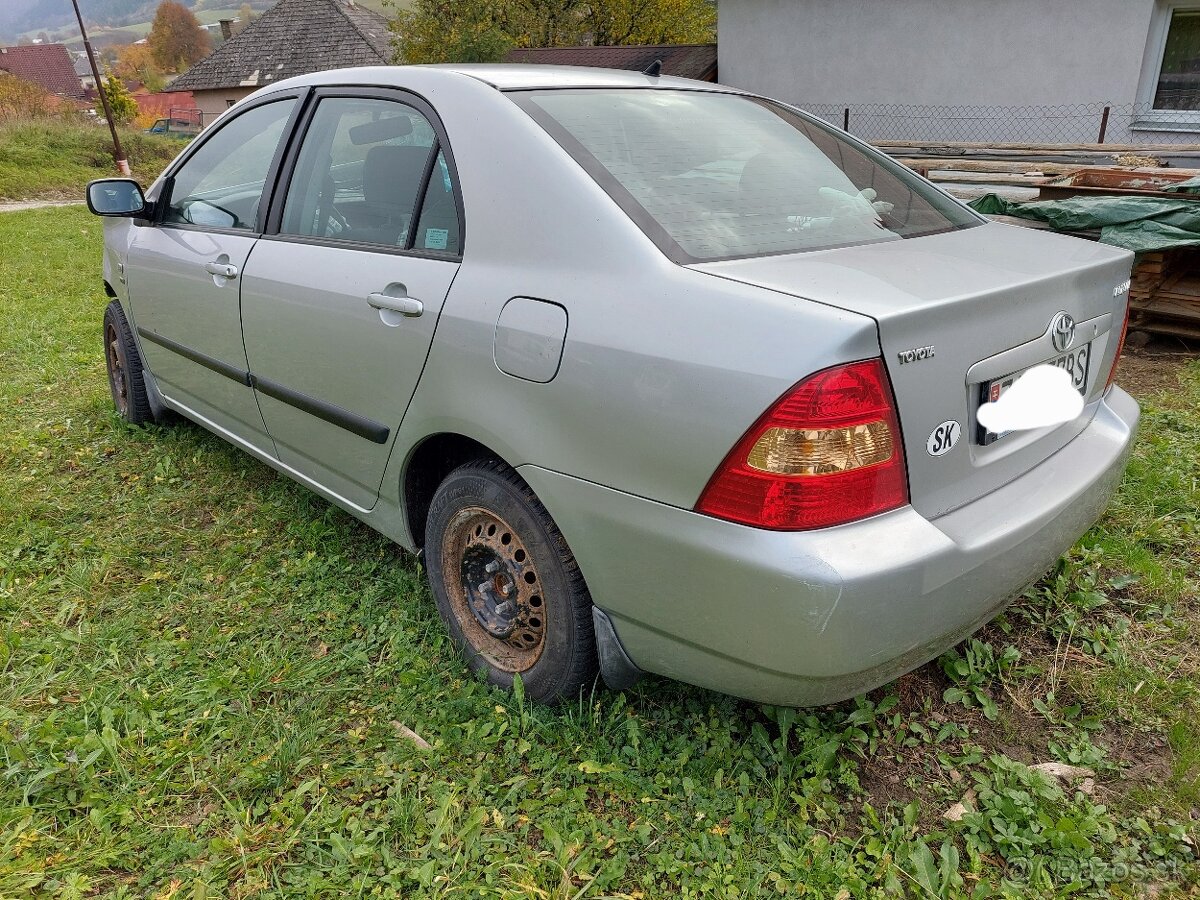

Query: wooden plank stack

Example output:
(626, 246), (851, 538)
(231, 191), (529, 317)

(1129, 249), (1200, 341)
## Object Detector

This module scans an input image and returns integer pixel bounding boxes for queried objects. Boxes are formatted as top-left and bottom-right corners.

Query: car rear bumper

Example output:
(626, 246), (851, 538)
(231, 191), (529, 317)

(518, 386), (1139, 706)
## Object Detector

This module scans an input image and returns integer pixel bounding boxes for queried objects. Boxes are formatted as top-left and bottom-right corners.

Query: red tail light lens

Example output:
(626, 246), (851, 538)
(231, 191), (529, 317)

(1105, 302), (1130, 391)
(696, 359), (909, 530)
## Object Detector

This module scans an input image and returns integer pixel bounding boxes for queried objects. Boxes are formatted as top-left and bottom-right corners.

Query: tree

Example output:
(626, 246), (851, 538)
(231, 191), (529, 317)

(99, 74), (138, 125)
(387, 0), (716, 64)
(148, 0), (212, 73)
(236, 3), (256, 33)
(116, 43), (166, 92)
(585, 0), (717, 45)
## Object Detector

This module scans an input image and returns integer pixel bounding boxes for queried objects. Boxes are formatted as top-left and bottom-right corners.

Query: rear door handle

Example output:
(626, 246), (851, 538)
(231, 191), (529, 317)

(204, 261), (238, 279)
(367, 292), (423, 317)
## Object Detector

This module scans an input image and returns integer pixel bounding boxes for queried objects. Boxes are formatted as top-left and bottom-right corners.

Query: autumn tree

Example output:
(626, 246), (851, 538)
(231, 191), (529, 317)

(387, 0), (715, 64)
(236, 3), (256, 33)
(148, 0), (212, 73)
(115, 43), (165, 92)
(0, 72), (58, 123)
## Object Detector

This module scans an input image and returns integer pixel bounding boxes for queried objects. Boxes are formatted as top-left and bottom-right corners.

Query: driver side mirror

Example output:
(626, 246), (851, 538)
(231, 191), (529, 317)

(87, 179), (147, 217)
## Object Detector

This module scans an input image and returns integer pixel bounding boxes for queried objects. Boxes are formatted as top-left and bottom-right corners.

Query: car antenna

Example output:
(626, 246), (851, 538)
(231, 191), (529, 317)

(642, 59), (663, 77)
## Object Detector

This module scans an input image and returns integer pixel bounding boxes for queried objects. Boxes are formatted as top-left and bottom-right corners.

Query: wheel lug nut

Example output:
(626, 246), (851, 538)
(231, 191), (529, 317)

(500, 582), (514, 597)
(485, 561), (501, 574)
(496, 600), (515, 617)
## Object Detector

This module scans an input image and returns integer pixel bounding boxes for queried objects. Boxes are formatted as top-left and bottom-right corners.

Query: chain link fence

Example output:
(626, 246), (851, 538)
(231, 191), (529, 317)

(796, 101), (1200, 146)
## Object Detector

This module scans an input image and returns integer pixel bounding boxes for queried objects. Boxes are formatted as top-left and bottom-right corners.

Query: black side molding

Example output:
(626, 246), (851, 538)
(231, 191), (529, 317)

(135, 327), (390, 444)
(251, 374), (390, 444)
(137, 327), (251, 385)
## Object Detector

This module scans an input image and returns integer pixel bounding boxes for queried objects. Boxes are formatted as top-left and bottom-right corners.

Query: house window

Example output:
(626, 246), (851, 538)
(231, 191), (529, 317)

(1154, 8), (1200, 109)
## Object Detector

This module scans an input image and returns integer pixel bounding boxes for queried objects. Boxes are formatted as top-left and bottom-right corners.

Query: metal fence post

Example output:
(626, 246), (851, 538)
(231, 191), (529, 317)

(1098, 106), (1111, 144)
(843, 107), (850, 132)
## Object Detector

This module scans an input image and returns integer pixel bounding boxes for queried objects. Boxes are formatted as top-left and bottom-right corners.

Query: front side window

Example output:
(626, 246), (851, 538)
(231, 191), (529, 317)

(280, 96), (441, 248)
(163, 98), (296, 231)
(1154, 8), (1200, 110)
(517, 90), (979, 262)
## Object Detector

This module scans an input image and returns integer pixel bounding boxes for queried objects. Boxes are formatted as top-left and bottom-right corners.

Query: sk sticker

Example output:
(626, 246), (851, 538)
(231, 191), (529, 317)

(927, 420), (961, 456)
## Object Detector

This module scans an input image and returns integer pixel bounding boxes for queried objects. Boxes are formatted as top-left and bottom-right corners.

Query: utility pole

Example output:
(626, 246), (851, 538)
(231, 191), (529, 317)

(69, 0), (130, 176)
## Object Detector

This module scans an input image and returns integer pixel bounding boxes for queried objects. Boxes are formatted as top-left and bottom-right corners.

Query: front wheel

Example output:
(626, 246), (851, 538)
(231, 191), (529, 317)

(103, 300), (155, 426)
(424, 459), (598, 704)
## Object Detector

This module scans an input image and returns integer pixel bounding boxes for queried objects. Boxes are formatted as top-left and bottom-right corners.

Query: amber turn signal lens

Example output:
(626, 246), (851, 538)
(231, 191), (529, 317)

(746, 422), (894, 476)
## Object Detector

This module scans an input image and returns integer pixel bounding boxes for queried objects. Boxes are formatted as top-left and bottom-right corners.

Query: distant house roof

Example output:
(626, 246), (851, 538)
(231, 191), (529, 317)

(73, 55), (93, 79)
(171, 0), (392, 93)
(0, 44), (87, 99)
(503, 44), (717, 82)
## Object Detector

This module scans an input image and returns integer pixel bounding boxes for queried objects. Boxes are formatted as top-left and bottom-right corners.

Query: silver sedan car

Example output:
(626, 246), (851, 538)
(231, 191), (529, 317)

(87, 65), (1138, 706)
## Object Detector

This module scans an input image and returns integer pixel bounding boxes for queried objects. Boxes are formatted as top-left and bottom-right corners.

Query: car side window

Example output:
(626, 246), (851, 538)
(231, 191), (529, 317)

(280, 97), (438, 248)
(162, 99), (297, 232)
(413, 150), (461, 255)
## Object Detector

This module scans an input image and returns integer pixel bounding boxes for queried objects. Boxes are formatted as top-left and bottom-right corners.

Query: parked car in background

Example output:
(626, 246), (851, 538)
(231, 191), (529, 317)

(88, 65), (1138, 706)
(145, 108), (205, 139)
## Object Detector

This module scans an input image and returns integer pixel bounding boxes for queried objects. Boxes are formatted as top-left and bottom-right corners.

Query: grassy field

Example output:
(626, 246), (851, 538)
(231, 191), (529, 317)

(0, 123), (182, 202)
(0, 206), (1197, 898)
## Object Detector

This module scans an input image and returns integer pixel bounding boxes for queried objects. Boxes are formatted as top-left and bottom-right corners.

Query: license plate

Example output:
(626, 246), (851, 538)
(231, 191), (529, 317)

(977, 341), (1091, 445)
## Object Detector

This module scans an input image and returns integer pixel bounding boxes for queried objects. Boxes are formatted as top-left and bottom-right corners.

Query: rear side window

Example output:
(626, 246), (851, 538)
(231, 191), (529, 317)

(413, 151), (460, 255)
(163, 98), (296, 231)
(516, 90), (979, 262)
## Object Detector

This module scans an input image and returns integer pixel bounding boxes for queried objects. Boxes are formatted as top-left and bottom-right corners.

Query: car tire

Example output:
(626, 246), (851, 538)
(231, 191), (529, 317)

(103, 300), (156, 426)
(425, 458), (598, 704)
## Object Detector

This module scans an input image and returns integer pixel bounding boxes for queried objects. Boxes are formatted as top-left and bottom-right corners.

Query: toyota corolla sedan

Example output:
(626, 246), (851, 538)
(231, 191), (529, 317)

(87, 65), (1138, 706)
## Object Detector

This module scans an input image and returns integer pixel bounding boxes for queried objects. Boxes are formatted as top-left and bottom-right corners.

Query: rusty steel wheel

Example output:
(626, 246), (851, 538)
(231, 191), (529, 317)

(102, 300), (155, 425)
(105, 320), (131, 418)
(425, 459), (598, 704)
(441, 507), (546, 672)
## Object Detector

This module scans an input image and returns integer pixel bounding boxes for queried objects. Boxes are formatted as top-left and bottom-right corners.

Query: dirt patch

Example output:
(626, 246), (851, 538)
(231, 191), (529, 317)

(1116, 341), (1196, 400)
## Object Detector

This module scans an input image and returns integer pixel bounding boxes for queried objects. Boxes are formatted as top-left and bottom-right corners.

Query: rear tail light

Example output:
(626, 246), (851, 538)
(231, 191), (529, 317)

(696, 359), (909, 530)
(1105, 301), (1130, 391)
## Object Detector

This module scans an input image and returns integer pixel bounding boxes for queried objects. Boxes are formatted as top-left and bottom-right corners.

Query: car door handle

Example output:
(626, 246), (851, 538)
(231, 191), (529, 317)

(367, 292), (423, 317)
(204, 261), (238, 279)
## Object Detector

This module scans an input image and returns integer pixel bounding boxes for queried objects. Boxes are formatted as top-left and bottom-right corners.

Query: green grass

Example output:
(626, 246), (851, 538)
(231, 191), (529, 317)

(0, 122), (182, 202)
(0, 205), (1198, 897)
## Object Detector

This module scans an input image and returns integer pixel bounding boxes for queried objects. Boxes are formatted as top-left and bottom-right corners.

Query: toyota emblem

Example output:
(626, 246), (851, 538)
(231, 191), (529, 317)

(1050, 311), (1075, 353)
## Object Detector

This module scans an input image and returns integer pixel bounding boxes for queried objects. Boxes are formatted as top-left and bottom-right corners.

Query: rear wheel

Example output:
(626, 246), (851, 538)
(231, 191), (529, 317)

(103, 300), (154, 426)
(425, 459), (598, 704)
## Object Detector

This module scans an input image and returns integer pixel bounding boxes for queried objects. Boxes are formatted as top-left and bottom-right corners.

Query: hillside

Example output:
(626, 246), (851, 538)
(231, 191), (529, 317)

(1, 0), (398, 45)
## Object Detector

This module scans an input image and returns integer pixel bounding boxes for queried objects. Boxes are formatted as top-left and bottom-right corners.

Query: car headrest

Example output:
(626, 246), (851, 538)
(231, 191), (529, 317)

(362, 144), (432, 215)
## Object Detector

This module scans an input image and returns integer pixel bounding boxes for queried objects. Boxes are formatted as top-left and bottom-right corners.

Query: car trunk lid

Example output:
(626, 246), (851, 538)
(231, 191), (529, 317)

(692, 222), (1134, 520)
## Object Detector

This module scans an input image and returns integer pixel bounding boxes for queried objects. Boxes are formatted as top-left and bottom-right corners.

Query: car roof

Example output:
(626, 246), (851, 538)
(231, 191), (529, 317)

(272, 63), (747, 94)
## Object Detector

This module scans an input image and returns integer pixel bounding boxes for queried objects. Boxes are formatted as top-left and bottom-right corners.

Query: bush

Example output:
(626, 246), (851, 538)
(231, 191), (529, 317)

(0, 72), (76, 124)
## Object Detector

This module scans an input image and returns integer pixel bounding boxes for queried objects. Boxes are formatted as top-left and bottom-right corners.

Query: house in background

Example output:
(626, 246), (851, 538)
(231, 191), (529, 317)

(504, 44), (717, 82)
(72, 53), (96, 93)
(718, 0), (1200, 144)
(170, 0), (391, 121)
(0, 43), (87, 101)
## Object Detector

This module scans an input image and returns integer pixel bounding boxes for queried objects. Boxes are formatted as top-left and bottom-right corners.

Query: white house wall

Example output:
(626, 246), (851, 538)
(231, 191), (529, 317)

(718, 0), (1163, 142)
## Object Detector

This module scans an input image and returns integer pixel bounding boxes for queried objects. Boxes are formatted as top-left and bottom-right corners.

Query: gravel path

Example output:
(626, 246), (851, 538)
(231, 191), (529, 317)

(0, 200), (84, 213)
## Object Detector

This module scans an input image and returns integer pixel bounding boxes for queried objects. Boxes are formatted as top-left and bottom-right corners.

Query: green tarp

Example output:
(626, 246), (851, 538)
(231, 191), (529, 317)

(968, 192), (1200, 253)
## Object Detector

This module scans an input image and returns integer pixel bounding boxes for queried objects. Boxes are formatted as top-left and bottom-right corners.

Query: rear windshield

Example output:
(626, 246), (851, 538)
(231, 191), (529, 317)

(515, 90), (980, 262)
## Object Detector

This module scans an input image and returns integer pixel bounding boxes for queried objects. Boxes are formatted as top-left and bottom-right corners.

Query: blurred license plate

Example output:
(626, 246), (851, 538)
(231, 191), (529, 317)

(977, 341), (1091, 445)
